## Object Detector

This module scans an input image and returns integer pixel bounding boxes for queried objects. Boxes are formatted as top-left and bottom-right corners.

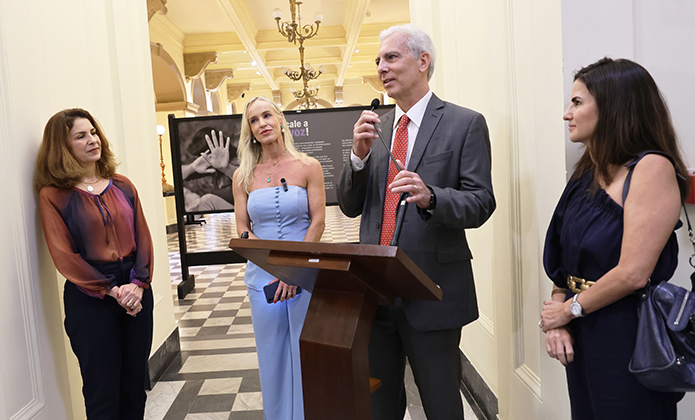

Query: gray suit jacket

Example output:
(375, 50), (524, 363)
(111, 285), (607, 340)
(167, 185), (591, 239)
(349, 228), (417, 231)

(336, 94), (495, 331)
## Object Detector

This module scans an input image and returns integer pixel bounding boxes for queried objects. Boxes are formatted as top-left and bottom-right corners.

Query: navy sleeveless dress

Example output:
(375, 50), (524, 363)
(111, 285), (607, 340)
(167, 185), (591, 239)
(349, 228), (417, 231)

(543, 153), (684, 419)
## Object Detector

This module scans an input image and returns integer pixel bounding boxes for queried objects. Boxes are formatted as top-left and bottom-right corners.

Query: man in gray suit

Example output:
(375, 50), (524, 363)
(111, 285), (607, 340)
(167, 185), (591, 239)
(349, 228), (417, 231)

(336, 24), (495, 420)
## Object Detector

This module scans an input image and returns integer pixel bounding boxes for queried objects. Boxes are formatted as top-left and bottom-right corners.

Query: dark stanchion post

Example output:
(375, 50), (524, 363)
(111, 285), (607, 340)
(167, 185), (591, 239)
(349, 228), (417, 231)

(168, 113), (195, 299)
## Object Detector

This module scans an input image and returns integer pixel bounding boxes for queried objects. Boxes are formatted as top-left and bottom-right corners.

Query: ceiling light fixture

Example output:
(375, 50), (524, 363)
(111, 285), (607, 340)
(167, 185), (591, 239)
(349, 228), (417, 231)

(273, 0), (325, 109)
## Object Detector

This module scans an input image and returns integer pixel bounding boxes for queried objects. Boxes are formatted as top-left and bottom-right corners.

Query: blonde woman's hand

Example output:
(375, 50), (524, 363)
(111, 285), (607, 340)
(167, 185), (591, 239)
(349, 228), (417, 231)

(268, 279), (299, 303)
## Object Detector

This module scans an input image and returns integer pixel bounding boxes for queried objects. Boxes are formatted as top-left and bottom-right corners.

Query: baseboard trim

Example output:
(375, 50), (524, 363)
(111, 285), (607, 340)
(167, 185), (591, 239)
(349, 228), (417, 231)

(460, 350), (498, 420)
(148, 327), (181, 388)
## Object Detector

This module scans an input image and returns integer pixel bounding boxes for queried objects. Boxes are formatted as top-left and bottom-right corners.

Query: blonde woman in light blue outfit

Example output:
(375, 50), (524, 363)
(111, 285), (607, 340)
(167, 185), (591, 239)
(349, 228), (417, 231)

(233, 96), (325, 419)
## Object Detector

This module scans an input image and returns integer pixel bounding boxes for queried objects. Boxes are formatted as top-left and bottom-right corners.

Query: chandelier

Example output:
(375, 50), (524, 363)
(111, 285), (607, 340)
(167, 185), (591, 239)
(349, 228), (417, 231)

(273, 0), (325, 109)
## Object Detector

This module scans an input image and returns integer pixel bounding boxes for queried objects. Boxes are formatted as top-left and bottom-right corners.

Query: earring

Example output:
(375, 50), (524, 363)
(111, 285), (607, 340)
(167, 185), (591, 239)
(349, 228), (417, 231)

(281, 125), (285, 133)
(252, 137), (257, 144)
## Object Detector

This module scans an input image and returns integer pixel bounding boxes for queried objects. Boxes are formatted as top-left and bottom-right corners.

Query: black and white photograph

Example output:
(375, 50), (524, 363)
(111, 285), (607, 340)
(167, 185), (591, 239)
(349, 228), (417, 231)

(169, 106), (394, 214)
(175, 116), (242, 213)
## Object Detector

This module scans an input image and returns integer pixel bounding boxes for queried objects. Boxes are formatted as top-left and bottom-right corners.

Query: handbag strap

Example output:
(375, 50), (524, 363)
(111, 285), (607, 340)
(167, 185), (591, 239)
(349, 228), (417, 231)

(682, 199), (695, 292)
(622, 151), (684, 203)
(685, 201), (695, 290)
(622, 151), (695, 291)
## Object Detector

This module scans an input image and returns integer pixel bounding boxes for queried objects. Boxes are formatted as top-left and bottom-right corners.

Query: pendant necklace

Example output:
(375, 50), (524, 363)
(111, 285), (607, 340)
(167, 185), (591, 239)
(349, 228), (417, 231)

(81, 177), (100, 193)
(263, 153), (285, 183)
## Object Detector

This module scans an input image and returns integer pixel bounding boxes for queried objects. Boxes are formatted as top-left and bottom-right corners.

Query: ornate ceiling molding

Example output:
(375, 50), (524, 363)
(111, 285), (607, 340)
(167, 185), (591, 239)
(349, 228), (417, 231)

(147, 0), (168, 21)
(155, 101), (200, 114)
(362, 76), (384, 93)
(272, 90), (283, 108)
(337, 0), (371, 86)
(205, 69), (233, 91)
(226, 83), (250, 103)
(150, 42), (186, 104)
(333, 86), (344, 105)
(214, 0), (278, 90)
(184, 52), (218, 80)
(147, 1), (411, 108)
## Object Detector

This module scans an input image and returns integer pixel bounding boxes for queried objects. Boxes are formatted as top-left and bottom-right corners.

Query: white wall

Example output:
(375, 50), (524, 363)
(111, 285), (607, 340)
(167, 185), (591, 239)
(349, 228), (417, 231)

(411, 1), (569, 419)
(0, 1), (177, 418)
(562, 1), (695, 417)
(1, 1), (690, 419)
(408, 1), (695, 419)
(562, 0), (695, 173)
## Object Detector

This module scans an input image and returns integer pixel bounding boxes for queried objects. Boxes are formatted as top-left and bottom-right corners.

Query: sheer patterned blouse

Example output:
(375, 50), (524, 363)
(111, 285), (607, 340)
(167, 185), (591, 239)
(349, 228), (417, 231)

(39, 174), (153, 298)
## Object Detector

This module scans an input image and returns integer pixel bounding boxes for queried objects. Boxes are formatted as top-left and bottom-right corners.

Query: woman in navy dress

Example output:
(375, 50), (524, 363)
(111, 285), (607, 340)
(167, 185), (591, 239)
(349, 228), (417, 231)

(540, 58), (691, 419)
(232, 96), (325, 420)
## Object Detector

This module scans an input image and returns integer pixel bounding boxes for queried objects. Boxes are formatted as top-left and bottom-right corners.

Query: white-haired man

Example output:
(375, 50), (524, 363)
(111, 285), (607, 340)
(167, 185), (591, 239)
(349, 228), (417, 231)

(337, 24), (495, 419)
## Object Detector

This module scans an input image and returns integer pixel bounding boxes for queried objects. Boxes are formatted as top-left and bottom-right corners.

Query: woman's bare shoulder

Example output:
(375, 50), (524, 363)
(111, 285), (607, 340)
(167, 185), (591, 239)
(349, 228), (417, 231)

(632, 153), (677, 182)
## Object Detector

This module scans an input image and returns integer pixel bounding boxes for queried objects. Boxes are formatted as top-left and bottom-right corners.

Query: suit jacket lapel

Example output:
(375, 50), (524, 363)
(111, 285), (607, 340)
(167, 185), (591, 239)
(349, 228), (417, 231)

(408, 94), (444, 172)
(376, 110), (395, 204)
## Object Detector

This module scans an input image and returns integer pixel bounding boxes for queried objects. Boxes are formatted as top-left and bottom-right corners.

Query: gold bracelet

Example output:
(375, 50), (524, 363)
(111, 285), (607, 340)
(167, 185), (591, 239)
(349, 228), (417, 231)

(551, 288), (568, 297)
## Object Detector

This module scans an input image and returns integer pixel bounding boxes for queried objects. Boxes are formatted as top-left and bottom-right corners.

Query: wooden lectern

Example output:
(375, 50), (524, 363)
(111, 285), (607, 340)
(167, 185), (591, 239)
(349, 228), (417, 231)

(229, 238), (442, 420)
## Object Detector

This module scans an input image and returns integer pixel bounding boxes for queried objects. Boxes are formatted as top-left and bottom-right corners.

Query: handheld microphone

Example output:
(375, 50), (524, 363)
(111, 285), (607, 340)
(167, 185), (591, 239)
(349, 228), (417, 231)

(369, 99), (402, 172)
(280, 178), (288, 192)
(390, 193), (409, 246)
(370, 98), (410, 247)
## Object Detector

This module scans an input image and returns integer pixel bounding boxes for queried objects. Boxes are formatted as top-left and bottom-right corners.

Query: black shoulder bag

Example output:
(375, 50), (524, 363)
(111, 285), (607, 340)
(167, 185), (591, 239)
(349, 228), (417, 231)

(628, 205), (695, 392)
(626, 153), (695, 392)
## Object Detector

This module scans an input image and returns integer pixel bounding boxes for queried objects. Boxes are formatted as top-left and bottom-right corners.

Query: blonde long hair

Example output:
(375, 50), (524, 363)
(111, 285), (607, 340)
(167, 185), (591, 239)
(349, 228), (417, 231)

(236, 97), (308, 193)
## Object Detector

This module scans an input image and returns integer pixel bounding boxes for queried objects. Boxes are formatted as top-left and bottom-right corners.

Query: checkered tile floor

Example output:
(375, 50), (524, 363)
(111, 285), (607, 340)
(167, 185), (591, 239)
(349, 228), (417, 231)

(165, 206), (361, 283)
(146, 206), (362, 420)
(147, 205), (475, 420)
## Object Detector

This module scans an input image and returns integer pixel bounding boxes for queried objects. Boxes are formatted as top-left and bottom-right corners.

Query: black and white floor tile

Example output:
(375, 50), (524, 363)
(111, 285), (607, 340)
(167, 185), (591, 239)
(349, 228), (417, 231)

(146, 206), (477, 420)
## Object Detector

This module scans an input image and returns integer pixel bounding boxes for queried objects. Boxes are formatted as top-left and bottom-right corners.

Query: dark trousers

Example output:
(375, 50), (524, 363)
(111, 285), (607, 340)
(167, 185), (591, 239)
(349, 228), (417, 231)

(566, 295), (683, 420)
(63, 258), (153, 420)
(369, 300), (464, 420)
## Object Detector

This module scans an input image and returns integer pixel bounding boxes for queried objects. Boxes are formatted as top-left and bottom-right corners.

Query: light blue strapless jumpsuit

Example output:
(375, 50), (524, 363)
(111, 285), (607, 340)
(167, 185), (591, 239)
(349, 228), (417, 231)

(245, 185), (312, 420)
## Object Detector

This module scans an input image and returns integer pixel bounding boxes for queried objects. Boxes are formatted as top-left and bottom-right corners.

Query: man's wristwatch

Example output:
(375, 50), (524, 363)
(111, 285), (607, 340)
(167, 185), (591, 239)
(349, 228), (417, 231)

(570, 294), (585, 318)
(426, 186), (436, 211)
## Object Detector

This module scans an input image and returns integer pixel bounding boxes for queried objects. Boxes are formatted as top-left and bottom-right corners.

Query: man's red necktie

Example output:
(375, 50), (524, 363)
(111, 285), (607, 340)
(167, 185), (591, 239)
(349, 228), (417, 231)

(379, 114), (410, 246)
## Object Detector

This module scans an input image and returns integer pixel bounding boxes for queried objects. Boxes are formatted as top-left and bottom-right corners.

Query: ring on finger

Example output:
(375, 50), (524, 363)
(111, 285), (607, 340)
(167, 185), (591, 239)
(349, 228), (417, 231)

(538, 319), (544, 329)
